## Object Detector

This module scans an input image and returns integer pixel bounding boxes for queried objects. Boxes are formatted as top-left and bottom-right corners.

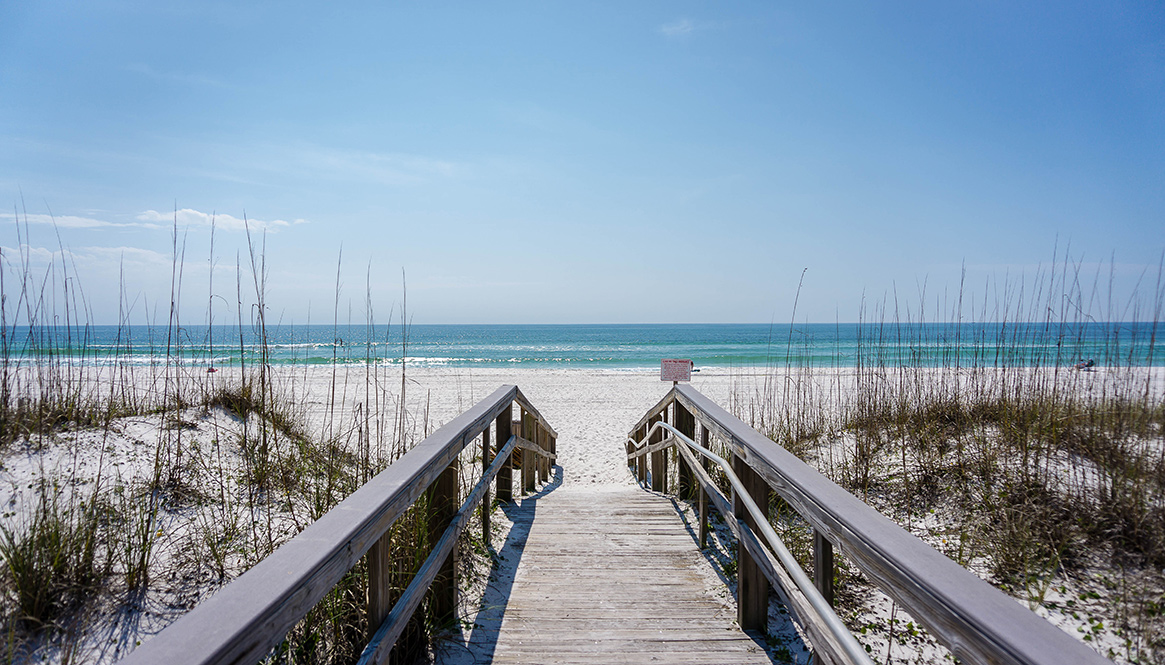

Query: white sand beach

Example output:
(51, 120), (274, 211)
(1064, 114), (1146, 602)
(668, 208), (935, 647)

(1, 363), (1161, 664)
(0, 365), (754, 663)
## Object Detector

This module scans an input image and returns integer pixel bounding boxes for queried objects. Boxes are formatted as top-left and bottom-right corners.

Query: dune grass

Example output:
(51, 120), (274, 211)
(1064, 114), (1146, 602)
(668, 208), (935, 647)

(722, 254), (1165, 663)
(0, 213), (489, 663)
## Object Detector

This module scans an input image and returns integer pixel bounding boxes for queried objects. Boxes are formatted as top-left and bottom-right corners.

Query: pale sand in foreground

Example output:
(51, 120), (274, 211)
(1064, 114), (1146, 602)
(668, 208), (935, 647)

(3, 364), (1156, 663)
(0, 365), (754, 664)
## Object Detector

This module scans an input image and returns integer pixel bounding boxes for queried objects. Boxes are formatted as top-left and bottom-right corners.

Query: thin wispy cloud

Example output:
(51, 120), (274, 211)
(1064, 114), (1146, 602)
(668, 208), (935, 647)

(1, 244), (170, 269)
(125, 63), (230, 88)
(136, 209), (307, 232)
(2, 209), (305, 234)
(660, 18), (696, 37)
(292, 147), (460, 186)
(217, 144), (462, 188)
(0, 212), (164, 230)
(659, 17), (727, 39)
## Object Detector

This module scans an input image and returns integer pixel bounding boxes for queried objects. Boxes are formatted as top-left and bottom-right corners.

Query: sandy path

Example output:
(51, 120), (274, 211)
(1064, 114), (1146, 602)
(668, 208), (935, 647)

(395, 367), (743, 488)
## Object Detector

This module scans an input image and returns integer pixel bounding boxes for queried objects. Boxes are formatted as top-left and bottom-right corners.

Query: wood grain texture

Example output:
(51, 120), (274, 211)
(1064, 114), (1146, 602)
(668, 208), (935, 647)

(733, 453), (770, 633)
(496, 407), (513, 502)
(428, 457), (459, 626)
(489, 486), (771, 665)
(481, 425), (491, 548)
(648, 413), (666, 493)
(675, 401), (696, 501)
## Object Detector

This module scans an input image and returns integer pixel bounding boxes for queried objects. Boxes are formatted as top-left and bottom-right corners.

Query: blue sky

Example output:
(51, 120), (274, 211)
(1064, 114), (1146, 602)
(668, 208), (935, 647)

(1, 2), (1162, 324)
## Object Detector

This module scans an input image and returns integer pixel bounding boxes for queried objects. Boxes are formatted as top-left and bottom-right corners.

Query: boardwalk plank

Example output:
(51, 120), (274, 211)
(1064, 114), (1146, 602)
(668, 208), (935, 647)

(488, 485), (772, 665)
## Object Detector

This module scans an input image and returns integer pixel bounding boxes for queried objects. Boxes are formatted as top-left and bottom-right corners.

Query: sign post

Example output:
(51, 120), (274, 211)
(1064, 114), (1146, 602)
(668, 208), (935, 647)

(660, 359), (693, 385)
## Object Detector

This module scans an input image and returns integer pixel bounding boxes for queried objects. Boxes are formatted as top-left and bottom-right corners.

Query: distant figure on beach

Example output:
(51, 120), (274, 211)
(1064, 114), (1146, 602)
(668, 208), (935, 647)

(207, 367), (218, 373)
(1075, 358), (1095, 371)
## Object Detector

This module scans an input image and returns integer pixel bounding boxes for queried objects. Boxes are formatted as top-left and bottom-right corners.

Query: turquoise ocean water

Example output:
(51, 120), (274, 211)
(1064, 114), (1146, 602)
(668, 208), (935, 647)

(5, 322), (1161, 369)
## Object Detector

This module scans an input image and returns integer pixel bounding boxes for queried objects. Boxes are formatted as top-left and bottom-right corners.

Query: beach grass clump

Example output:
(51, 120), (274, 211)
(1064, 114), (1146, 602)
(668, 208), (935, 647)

(0, 215), (470, 662)
(729, 253), (1165, 662)
(835, 385), (1165, 573)
(111, 489), (161, 592)
(204, 381), (307, 445)
(0, 393), (136, 451)
(0, 488), (105, 627)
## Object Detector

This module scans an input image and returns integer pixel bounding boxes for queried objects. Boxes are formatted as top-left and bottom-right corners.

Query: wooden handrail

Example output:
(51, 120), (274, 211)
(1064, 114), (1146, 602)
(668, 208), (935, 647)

(628, 384), (1110, 665)
(357, 431), (526, 664)
(122, 384), (557, 665)
(628, 425), (871, 665)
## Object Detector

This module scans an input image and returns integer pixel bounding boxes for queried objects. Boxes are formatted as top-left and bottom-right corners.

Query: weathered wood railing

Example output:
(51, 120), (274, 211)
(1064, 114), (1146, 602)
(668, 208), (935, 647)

(122, 384), (557, 665)
(627, 383), (1110, 665)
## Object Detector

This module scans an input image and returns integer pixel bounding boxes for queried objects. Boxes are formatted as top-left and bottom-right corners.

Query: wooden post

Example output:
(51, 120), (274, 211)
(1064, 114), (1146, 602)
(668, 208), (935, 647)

(370, 533), (424, 663)
(635, 425), (647, 484)
(698, 483), (709, 550)
(538, 425), (549, 483)
(534, 424), (542, 482)
(522, 409), (536, 493)
(511, 417), (522, 493)
(550, 434), (556, 473)
(814, 530), (834, 607)
(699, 425), (711, 549)
(428, 455), (459, 627)
(649, 412), (666, 492)
(496, 404), (512, 502)
(675, 401), (695, 501)
(734, 453), (771, 633)
(481, 424), (491, 548)
(366, 532), (392, 636)
(629, 426), (637, 478)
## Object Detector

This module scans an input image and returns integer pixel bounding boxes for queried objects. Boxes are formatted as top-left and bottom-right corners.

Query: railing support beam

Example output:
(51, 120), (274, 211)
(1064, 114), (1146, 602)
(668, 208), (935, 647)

(636, 425), (647, 483)
(428, 456), (459, 627)
(538, 425), (549, 483)
(649, 412), (666, 492)
(496, 404), (512, 502)
(814, 530), (834, 607)
(481, 424), (491, 547)
(675, 401), (695, 501)
(698, 426), (711, 549)
(734, 453), (771, 633)
(521, 408), (536, 493)
(366, 533), (392, 636)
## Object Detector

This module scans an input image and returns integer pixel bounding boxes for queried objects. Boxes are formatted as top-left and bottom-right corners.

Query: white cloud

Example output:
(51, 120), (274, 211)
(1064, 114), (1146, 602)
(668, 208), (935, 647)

(660, 18), (695, 37)
(135, 209), (306, 232)
(76, 245), (171, 267)
(2, 209), (305, 234)
(0, 212), (163, 230)
(0, 244), (55, 264)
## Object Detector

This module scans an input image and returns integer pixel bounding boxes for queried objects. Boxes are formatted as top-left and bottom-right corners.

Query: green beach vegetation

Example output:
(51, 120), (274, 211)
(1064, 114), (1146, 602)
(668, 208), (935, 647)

(0, 216), (496, 663)
(721, 253), (1165, 663)
(3, 210), (1163, 665)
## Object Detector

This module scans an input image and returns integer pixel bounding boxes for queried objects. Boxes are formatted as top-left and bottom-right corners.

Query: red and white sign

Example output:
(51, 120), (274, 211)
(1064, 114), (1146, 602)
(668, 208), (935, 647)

(660, 359), (693, 382)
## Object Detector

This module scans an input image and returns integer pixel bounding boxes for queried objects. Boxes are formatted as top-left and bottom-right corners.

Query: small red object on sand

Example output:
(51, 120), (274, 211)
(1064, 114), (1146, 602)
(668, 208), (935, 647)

(207, 367), (218, 373)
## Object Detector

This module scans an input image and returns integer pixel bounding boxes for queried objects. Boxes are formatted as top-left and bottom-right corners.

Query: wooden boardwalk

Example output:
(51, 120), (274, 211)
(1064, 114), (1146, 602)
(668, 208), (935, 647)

(125, 385), (1110, 665)
(488, 485), (771, 664)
